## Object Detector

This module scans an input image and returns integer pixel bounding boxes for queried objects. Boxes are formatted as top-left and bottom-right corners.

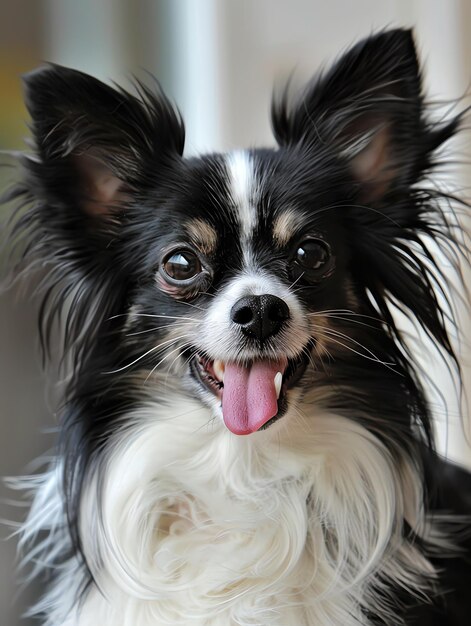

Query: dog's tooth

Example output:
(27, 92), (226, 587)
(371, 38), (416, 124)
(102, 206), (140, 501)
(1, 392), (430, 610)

(213, 360), (225, 382)
(274, 372), (283, 399)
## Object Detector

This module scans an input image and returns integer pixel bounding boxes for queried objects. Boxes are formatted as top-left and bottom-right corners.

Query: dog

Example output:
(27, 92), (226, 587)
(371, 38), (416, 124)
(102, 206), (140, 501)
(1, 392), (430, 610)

(5, 27), (471, 626)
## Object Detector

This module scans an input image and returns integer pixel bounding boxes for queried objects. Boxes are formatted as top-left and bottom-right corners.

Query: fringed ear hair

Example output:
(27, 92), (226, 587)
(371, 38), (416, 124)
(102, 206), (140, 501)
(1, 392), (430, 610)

(23, 64), (185, 220)
(272, 28), (462, 363)
(272, 28), (458, 204)
(8, 66), (185, 362)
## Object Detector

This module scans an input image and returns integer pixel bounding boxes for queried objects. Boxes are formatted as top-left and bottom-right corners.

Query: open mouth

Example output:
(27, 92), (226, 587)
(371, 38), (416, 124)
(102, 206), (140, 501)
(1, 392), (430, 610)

(189, 347), (311, 435)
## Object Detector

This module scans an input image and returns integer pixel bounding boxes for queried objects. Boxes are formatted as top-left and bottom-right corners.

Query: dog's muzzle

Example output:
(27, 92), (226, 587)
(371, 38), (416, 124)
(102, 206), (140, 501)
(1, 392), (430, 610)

(189, 297), (312, 434)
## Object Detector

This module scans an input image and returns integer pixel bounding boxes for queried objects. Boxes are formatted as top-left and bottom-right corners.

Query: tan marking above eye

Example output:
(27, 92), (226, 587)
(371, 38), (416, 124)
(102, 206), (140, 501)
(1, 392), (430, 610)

(272, 209), (307, 246)
(184, 218), (218, 255)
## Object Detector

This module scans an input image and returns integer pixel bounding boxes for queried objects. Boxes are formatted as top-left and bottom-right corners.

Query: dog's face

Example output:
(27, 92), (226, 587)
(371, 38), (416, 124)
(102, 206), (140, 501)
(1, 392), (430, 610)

(123, 148), (352, 435)
(19, 29), (457, 442)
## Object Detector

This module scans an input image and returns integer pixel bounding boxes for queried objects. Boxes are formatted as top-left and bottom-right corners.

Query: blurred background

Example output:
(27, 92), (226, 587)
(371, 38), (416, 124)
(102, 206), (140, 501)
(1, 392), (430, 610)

(0, 1), (470, 624)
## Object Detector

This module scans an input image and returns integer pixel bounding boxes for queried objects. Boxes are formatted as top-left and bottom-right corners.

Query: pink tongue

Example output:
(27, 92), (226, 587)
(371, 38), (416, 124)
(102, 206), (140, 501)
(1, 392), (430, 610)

(222, 360), (286, 435)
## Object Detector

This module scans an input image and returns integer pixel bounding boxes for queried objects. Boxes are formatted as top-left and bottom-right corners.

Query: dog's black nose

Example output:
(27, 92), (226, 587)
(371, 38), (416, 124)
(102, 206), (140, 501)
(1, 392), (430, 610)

(230, 294), (290, 341)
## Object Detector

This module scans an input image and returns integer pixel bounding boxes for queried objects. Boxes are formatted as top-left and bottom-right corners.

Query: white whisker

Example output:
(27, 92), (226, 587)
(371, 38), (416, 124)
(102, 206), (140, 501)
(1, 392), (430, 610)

(311, 325), (399, 372)
(104, 334), (192, 375)
(109, 313), (199, 323)
(125, 322), (192, 337)
(144, 339), (193, 384)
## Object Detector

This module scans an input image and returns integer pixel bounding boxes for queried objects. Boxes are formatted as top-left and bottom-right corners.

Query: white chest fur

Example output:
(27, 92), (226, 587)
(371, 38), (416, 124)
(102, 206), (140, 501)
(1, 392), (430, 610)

(28, 396), (433, 626)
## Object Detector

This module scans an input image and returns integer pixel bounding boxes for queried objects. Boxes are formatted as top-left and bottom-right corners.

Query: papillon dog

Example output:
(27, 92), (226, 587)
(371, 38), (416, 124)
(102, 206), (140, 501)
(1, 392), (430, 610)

(5, 27), (471, 626)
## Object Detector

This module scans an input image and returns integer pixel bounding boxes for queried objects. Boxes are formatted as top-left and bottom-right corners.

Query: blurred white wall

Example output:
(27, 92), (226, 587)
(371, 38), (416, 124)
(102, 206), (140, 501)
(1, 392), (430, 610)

(1, 1), (470, 624)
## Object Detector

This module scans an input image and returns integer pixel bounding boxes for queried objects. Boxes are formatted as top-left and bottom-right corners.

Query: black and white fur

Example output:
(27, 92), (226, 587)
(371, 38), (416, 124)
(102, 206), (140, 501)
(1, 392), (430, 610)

(5, 28), (471, 625)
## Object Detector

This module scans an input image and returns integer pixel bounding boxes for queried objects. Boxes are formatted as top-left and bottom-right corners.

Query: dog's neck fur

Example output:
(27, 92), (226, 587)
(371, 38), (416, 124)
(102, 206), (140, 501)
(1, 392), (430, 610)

(23, 391), (436, 626)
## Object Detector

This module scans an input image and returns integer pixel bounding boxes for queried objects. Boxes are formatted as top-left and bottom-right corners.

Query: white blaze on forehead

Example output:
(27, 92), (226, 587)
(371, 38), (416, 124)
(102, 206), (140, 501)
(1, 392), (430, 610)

(227, 150), (257, 240)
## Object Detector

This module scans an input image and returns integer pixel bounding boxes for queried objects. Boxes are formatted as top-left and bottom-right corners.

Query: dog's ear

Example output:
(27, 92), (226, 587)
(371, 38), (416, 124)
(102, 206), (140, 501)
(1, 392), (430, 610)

(23, 64), (185, 218)
(12, 67), (186, 358)
(273, 29), (462, 360)
(272, 29), (455, 203)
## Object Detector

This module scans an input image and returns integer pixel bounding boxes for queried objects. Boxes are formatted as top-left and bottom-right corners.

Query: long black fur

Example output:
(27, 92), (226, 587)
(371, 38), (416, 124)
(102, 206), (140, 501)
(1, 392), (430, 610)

(3, 28), (471, 625)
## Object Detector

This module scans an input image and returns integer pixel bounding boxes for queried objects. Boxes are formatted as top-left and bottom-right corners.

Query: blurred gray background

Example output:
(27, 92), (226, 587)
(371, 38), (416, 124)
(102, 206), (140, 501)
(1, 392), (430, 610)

(1, 1), (470, 624)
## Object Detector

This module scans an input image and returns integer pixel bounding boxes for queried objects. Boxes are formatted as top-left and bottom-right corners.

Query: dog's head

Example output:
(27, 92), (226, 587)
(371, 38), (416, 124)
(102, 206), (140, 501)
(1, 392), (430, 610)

(15, 28), (460, 442)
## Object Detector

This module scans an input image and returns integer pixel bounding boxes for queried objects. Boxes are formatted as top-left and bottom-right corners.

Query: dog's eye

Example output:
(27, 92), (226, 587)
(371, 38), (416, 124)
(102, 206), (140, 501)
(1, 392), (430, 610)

(162, 250), (202, 282)
(295, 240), (330, 270)
(291, 238), (334, 282)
